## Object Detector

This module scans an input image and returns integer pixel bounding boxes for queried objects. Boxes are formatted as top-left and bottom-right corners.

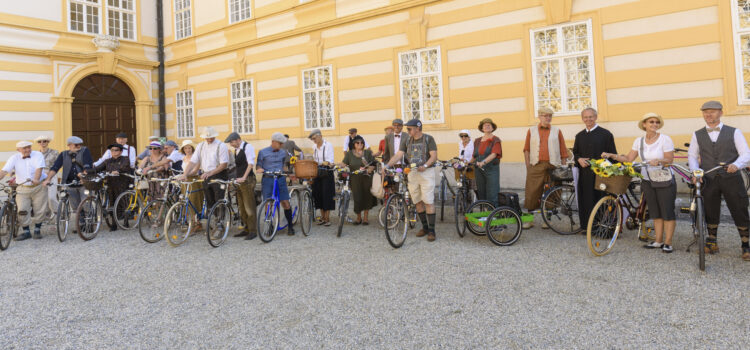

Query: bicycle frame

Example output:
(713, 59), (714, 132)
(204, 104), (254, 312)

(175, 181), (207, 225)
(262, 172), (296, 231)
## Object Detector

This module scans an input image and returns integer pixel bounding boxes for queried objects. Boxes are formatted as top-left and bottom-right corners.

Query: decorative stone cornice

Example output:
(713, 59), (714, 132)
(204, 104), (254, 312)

(92, 35), (121, 52)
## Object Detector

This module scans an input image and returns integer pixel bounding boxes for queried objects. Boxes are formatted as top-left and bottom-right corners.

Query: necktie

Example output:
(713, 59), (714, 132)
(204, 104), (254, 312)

(707, 127), (720, 132)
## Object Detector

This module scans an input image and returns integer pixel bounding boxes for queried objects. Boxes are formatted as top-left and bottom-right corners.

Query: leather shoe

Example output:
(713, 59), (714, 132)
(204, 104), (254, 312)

(244, 232), (257, 240)
(427, 231), (436, 242)
(416, 229), (428, 237)
(742, 247), (750, 261)
(234, 231), (249, 237)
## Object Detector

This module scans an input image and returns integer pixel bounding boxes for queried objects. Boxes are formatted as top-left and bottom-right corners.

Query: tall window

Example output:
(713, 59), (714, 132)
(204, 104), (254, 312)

(732, 0), (750, 104)
(530, 20), (596, 115)
(231, 80), (255, 134)
(398, 47), (444, 123)
(107, 0), (135, 40)
(174, 0), (192, 40)
(69, 0), (101, 34)
(229, 0), (252, 24)
(176, 90), (195, 138)
(302, 66), (335, 130)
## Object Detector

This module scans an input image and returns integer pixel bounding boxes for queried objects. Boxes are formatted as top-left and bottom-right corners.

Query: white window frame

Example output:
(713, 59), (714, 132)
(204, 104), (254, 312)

(174, 0), (193, 40)
(732, 0), (750, 104)
(228, 0), (252, 24)
(176, 90), (195, 139)
(68, 0), (102, 35)
(397, 46), (445, 124)
(302, 65), (336, 131)
(105, 0), (137, 40)
(231, 80), (255, 135)
(529, 19), (597, 116)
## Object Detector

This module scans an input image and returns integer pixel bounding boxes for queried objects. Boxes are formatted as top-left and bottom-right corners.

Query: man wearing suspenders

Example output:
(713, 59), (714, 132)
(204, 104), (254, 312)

(225, 132), (257, 240)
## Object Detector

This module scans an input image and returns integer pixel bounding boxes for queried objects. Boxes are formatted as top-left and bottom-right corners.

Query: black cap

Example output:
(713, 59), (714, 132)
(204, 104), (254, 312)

(115, 132), (128, 138)
(108, 143), (124, 150)
(405, 119), (422, 128)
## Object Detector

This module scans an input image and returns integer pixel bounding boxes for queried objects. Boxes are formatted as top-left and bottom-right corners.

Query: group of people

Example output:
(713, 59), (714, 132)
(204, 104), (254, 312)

(1, 99), (748, 260)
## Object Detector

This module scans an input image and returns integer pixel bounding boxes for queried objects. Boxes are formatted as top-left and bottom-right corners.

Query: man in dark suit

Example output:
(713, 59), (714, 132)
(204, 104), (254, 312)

(383, 118), (407, 164)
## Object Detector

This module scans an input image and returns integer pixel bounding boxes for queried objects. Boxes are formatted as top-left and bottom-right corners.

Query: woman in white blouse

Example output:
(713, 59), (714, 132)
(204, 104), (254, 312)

(308, 129), (335, 226)
(602, 113), (676, 253)
(458, 129), (474, 162)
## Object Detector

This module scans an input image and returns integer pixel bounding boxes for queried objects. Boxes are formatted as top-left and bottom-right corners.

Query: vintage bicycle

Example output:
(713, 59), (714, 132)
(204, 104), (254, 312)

(163, 178), (206, 247)
(539, 163), (581, 235)
(0, 181), (27, 250)
(76, 172), (117, 240)
(333, 165), (372, 237)
(137, 175), (180, 243)
(257, 170), (311, 243)
(54, 180), (81, 242)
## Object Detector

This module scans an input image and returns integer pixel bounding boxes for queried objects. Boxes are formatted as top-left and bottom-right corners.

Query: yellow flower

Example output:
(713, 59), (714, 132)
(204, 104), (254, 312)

(624, 162), (633, 166)
(595, 159), (605, 165)
(614, 163), (622, 168)
(290, 156), (297, 165)
(601, 172), (611, 178)
(593, 168), (603, 175)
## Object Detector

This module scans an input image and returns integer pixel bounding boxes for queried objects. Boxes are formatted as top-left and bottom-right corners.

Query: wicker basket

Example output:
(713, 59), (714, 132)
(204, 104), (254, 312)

(294, 160), (318, 179)
(454, 166), (476, 181)
(594, 175), (631, 195)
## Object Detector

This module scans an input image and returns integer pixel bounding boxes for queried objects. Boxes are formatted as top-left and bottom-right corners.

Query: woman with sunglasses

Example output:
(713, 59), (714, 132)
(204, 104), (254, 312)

(139, 141), (170, 200)
(458, 129), (473, 162)
(602, 113), (676, 253)
(35, 135), (59, 217)
(340, 135), (377, 225)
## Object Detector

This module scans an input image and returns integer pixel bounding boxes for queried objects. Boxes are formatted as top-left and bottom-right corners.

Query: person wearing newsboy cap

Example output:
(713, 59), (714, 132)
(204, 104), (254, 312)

(224, 132), (257, 240)
(43, 136), (94, 234)
(257, 132), (296, 235)
(384, 119), (407, 164)
(342, 127), (369, 158)
(95, 132), (136, 168)
(0, 141), (48, 240)
(688, 100), (750, 261)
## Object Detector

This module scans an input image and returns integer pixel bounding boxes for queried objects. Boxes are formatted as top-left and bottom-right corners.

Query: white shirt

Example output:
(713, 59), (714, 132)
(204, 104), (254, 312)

(167, 149), (183, 164)
(585, 124), (599, 133)
(95, 144), (136, 168)
(314, 140), (334, 164)
(392, 132), (405, 164)
(458, 141), (474, 162)
(342, 135), (369, 152)
(190, 139), (229, 173)
(631, 134), (674, 179)
(2, 151), (47, 184)
(235, 141), (255, 166)
(688, 122), (750, 171)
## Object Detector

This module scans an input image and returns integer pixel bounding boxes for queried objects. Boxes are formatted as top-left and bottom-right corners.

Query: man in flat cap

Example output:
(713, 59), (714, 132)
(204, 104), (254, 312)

(342, 127), (368, 158)
(282, 134), (302, 160)
(43, 136), (93, 233)
(225, 132), (257, 240)
(95, 132), (136, 168)
(384, 119), (407, 164)
(688, 100), (750, 261)
(256, 132), (296, 235)
(0, 141), (48, 240)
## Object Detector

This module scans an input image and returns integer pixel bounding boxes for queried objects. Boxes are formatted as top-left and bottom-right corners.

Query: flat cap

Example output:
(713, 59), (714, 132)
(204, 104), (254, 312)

(115, 132), (128, 138)
(392, 118), (404, 125)
(348, 128), (357, 133)
(308, 129), (322, 139)
(165, 140), (179, 148)
(271, 132), (287, 144)
(15, 141), (32, 148)
(67, 136), (83, 144)
(224, 132), (241, 143)
(700, 100), (723, 110)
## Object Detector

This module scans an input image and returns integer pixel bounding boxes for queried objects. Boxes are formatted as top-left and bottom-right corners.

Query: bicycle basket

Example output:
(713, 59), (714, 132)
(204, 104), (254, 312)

(594, 175), (631, 195)
(550, 167), (573, 182)
(82, 175), (103, 191)
(454, 166), (475, 181)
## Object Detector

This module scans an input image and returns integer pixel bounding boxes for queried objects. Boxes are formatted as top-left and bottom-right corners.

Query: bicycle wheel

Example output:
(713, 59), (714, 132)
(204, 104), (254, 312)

(257, 198), (279, 243)
(742, 168), (750, 194)
(384, 193), (408, 248)
(100, 191), (115, 230)
(541, 185), (581, 235)
(138, 200), (168, 243)
(76, 197), (101, 241)
(454, 190), (468, 237)
(378, 205), (387, 228)
(586, 196), (622, 256)
(165, 202), (192, 247)
(439, 177), (447, 222)
(113, 191), (140, 230)
(0, 204), (13, 250)
(300, 190), (313, 236)
(56, 198), (71, 242)
(207, 201), (231, 247)
(337, 191), (350, 238)
(466, 200), (495, 236)
(289, 189), (300, 225)
(486, 207), (523, 246)
(695, 198), (707, 271)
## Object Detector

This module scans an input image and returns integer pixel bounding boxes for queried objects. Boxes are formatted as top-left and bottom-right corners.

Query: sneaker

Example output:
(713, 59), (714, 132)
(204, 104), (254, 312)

(427, 231), (436, 242)
(541, 222), (549, 229)
(662, 244), (673, 253)
(522, 222), (534, 229)
(644, 241), (663, 249)
(742, 247), (750, 261)
(416, 229), (428, 237)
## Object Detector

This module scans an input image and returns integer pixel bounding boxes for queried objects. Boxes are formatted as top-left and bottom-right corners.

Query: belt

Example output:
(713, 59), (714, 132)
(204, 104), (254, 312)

(19, 184), (38, 188)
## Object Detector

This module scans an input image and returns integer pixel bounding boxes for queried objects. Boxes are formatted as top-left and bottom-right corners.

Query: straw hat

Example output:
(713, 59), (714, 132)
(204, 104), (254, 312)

(180, 139), (194, 153)
(477, 118), (497, 132)
(638, 112), (663, 131)
(34, 135), (51, 142)
(199, 126), (219, 139)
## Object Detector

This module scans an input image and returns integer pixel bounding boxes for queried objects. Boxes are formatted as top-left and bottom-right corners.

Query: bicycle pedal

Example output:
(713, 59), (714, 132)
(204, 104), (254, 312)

(679, 207), (691, 214)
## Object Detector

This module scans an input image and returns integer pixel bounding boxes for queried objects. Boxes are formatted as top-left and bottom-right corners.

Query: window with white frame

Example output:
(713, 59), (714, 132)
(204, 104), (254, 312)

(176, 90), (195, 138)
(107, 0), (135, 40)
(302, 66), (335, 130)
(69, 0), (101, 34)
(530, 20), (596, 115)
(732, 0), (750, 104)
(229, 0), (252, 23)
(231, 80), (255, 134)
(174, 0), (192, 40)
(398, 47), (444, 123)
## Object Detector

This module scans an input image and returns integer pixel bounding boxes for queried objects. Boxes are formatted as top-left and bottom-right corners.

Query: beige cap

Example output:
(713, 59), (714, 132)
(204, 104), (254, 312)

(16, 141), (32, 148)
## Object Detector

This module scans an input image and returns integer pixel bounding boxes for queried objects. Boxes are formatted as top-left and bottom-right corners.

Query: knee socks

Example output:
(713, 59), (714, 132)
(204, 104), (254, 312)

(418, 211), (428, 230)
(284, 209), (294, 227)
(427, 213), (436, 233)
(739, 227), (749, 248)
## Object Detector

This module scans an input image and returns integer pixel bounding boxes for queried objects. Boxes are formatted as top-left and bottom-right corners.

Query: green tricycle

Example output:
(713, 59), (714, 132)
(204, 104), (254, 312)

(460, 192), (533, 246)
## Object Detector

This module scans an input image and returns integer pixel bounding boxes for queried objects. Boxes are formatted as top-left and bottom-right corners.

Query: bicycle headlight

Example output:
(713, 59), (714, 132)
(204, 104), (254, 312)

(692, 169), (704, 178)
(83, 190), (90, 195)
(60, 192), (67, 197)
(457, 182), (462, 188)
(128, 184), (134, 188)
(220, 184), (226, 190)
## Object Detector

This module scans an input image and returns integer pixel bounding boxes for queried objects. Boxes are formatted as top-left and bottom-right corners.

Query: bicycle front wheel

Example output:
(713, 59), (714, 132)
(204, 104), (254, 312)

(257, 199), (279, 243)
(541, 185), (581, 235)
(454, 190), (468, 237)
(138, 200), (168, 243)
(207, 202), (231, 247)
(56, 199), (71, 242)
(300, 190), (313, 236)
(486, 207), (523, 246)
(337, 191), (350, 238)
(466, 200), (495, 236)
(289, 189), (300, 225)
(113, 191), (140, 230)
(0, 204), (13, 250)
(586, 196), (622, 256)
(165, 202), (192, 247)
(695, 198), (707, 271)
(76, 197), (102, 241)
(384, 193), (408, 248)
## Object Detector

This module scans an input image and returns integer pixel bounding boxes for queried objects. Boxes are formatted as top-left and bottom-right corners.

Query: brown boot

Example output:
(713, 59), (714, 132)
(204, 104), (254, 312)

(427, 231), (436, 242)
(742, 247), (750, 261)
(416, 229), (428, 237)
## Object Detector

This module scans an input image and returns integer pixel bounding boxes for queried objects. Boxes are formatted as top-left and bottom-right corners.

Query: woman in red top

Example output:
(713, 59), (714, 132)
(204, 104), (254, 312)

(471, 118), (502, 206)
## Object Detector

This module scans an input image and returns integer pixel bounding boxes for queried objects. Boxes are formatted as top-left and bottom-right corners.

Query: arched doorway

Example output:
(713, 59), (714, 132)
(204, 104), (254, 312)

(72, 74), (137, 159)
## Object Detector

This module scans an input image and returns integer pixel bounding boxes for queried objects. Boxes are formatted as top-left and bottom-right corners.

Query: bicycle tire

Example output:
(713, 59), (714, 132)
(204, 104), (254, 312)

(695, 198), (706, 271)
(257, 198), (279, 243)
(56, 198), (70, 242)
(207, 201), (231, 248)
(440, 177), (447, 222)
(100, 190), (115, 230)
(486, 207), (523, 246)
(742, 168), (750, 194)
(466, 200), (495, 236)
(586, 196), (622, 256)
(384, 193), (408, 248)
(138, 199), (167, 243)
(165, 202), (192, 247)
(289, 188), (300, 225)
(378, 205), (387, 228)
(0, 204), (12, 250)
(454, 190), (468, 237)
(541, 185), (581, 235)
(300, 190), (313, 236)
(337, 191), (350, 238)
(113, 191), (139, 230)
(76, 197), (101, 241)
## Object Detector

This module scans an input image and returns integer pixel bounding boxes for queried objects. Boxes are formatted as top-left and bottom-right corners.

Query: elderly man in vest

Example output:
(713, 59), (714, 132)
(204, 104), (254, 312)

(225, 132), (257, 240)
(523, 106), (569, 229)
(0, 141), (48, 240)
(688, 100), (750, 261)
(43, 136), (94, 233)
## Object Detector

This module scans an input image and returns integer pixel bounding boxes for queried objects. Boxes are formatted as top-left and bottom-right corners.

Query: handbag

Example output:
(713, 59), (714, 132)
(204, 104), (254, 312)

(370, 172), (384, 199)
(640, 137), (672, 188)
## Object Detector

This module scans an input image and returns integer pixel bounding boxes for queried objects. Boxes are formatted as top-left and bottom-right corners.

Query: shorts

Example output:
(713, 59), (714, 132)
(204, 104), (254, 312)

(261, 176), (290, 201)
(407, 167), (436, 205)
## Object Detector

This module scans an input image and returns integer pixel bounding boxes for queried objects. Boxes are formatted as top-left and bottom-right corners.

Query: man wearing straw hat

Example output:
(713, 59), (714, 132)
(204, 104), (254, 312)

(0, 141), (48, 240)
(35, 135), (59, 219)
(523, 106), (569, 229)
(180, 127), (229, 211)
(225, 132), (257, 240)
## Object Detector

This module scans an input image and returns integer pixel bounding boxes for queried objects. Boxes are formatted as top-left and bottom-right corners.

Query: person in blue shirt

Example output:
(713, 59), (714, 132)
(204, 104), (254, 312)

(256, 132), (296, 235)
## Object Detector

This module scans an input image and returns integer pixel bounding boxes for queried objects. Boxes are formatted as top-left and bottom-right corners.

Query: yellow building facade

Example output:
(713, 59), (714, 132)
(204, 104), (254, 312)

(2, 0), (750, 187)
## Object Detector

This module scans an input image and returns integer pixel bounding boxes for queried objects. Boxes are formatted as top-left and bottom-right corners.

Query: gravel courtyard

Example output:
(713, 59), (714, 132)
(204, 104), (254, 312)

(1, 209), (749, 349)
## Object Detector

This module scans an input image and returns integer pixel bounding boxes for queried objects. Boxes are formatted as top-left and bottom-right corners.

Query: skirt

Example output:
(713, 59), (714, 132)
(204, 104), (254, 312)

(312, 173), (336, 211)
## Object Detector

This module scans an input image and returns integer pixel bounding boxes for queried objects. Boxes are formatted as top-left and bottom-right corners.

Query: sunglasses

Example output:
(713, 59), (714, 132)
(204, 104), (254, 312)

(37, 140), (49, 144)
(73, 144), (82, 147)
(460, 135), (469, 138)
(149, 147), (161, 150)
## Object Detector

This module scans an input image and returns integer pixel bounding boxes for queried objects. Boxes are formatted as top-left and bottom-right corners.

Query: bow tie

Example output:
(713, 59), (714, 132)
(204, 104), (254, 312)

(22, 156), (30, 159)
(707, 127), (720, 132)
(272, 149), (279, 152)
(394, 135), (400, 138)
(540, 125), (550, 130)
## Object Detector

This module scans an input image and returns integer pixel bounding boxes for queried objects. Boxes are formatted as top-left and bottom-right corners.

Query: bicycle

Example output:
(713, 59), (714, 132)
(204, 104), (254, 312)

(437, 160), (457, 222)
(205, 178), (239, 247)
(382, 166), (417, 248)
(112, 171), (154, 230)
(137, 175), (180, 243)
(449, 158), (478, 237)
(76, 173), (117, 241)
(163, 178), (206, 247)
(334, 165), (371, 238)
(540, 163), (582, 235)
(377, 163), (399, 228)
(0, 181), (25, 250)
(54, 180), (81, 242)
(288, 178), (314, 238)
(257, 170), (308, 243)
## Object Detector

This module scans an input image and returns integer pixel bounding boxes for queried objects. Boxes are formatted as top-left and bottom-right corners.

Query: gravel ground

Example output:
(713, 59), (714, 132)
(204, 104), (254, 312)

(1, 206), (749, 349)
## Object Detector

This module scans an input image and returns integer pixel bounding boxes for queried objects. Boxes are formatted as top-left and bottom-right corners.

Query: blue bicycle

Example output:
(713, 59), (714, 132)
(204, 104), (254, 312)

(163, 179), (207, 246)
(257, 171), (312, 243)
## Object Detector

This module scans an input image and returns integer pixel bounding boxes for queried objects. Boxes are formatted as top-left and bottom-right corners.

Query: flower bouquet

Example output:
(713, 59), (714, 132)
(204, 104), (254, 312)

(588, 159), (641, 195)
